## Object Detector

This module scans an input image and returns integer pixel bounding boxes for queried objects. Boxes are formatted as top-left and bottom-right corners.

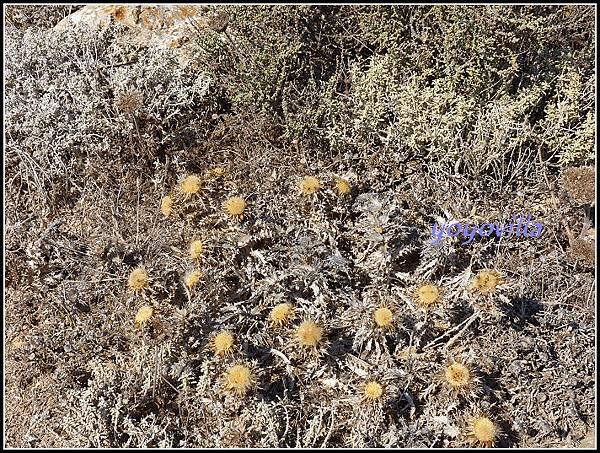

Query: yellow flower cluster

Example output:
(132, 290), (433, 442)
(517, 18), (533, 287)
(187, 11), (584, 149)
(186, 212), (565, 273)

(159, 171), (248, 220)
(300, 175), (351, 196)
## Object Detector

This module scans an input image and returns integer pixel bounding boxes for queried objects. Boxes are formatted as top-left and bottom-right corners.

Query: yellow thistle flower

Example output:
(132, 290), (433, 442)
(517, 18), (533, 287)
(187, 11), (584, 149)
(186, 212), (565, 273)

(184, 269), (202, 289)
(334, 178), (351, 196)
(295, 320), (323, 348)
(373, 307), (393, 328)
(180, 175), (201, 195)
(414, 283), (442, 309)
(300, 176), (321, 196)
(470, 270), (504, 295)
(363, 380), (384, 401)
(223, 196), (246, 218)
(128, 267), (149, 291)
(270, 303), (293, 327)
(160, 195), (173, 217)
(224, 364), (254, 395)
(445, 362), (472, 389)
(189, 240), (204, 260)
(212, 330), (235, 357)
(211, 166), (226, 177)
(135, 305), (154, 328)
(468, 416), (499, 447)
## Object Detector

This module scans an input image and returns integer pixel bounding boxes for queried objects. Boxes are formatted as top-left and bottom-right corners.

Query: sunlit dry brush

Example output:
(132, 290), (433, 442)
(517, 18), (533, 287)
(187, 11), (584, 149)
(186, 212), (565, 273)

(567, 236), (595, 266)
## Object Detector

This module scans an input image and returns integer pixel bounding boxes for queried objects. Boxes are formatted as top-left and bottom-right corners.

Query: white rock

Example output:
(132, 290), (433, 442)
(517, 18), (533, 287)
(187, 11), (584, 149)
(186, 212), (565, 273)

(53, 5), (212, 54)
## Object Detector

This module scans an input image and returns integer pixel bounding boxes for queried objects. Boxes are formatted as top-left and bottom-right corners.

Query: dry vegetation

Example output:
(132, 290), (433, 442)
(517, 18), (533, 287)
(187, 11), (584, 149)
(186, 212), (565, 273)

(4, 4), (596, 448)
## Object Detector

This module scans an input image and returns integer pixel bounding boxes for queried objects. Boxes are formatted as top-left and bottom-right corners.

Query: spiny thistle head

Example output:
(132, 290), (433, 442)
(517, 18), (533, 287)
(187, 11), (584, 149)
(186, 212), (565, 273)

(211, 166), (226, 177)
(568, 237), (595, 266)
(189, 240), (204, 260)
(212, 330), (235, 357)
(115, 89), (143, 116)
(128, 267), (149, 291)
(334, 177), (351, 196)
(363, 380), (384, 401)
(184, 269), (202, 289)
(160, 195), (173, 217)
(295, 320), (323, 348)
(470, 270), (503, 295)
(223, 196), (246, 218)
(135, 305), (154, 327)
(414, 283), (442, 309)
(445, 362), (472, 389)
(270, 303), (293, 327)
(300, 176), (321, 196)
(468, 416), (499, 447)
(373, 306), (393, 328)
(224, 364), (253, 395)
(179, 175), (201, 195)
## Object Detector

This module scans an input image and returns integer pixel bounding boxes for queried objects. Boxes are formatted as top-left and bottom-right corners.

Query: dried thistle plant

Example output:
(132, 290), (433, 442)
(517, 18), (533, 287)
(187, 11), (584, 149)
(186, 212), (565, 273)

(114, 89), (144, 117)
(560, 166), (595, 205)
(4, 4), (595, 449)
(567, 236), (595, 266)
